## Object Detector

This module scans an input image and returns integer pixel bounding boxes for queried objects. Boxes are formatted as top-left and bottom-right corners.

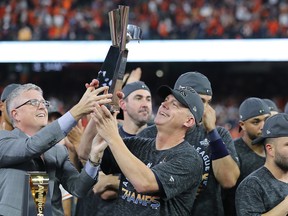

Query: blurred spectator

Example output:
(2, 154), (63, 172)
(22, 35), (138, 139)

(0, 83), (21, 130)
(1, 0), (288, 41)
(284, 101), (288, 114)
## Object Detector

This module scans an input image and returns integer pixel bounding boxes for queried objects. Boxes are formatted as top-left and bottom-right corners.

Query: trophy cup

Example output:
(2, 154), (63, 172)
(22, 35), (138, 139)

(23, 172), (49, 216)
(97, 5), (142, 112)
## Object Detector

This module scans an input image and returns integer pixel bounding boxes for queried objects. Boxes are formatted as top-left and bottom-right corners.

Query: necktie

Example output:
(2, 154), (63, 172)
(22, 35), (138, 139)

(32, 156), (46, 171)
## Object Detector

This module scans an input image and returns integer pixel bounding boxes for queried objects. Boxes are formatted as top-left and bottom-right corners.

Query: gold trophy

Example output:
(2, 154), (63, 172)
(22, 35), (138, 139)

(29, 172), (49, 216)
(97, 5), (142, 112)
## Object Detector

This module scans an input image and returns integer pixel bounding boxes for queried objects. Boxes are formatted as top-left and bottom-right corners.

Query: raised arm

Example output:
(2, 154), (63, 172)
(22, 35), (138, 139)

(91, 104), (159, 193)
(203, 104), (240, 188)
(77, 118), (98, 161)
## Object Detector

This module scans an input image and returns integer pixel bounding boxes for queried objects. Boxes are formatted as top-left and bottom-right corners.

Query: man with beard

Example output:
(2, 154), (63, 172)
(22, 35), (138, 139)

(235, 113), (288, 215)
(76, 81), (152, 216)
(117, 81), (153, 137)
(222, 97), (271, 216)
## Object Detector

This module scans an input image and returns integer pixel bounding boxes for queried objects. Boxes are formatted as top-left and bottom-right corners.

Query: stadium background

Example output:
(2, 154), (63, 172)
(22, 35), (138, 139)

(1, 0), (288, 136)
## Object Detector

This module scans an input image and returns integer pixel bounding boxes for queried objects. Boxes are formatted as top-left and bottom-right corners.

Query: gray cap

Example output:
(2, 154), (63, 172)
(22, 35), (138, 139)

(252, 113), (288, 144)
(1, 83), (21, 101)
(122, 81), (150, 99)
(263, 98), (278, 113)
(239, 97), (270, 121)
(174, 72), (212, 96)
(157, 85), (204, 124)
(285, 102), (288, 114)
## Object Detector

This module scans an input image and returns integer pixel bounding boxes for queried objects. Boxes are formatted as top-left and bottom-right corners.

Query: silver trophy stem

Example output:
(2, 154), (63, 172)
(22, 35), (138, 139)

(108, 9), (121, 46)
(118, 5), (129, 51)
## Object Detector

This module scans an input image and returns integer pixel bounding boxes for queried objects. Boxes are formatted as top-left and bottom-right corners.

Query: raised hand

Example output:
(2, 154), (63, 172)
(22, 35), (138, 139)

(202, 104), (216, 132)
(67, 119), (84, 151)
(90, 104), (119, 144)
(89, 134), (108, 164)
(123, 67), (142, 84)
(70, 86), (112, 121)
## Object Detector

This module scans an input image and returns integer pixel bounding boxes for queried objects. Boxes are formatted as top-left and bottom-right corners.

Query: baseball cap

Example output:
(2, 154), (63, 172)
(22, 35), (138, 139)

(284, 102), (288, 114)
(1, 83), (21, 102)
(263, 98), (278, 113)
(174, 71), (212, 96)
(122, 81), (150, 99)
(157, 85), (204, 124)
(239, 97), (270, 122)
(252, 113), (288, 144)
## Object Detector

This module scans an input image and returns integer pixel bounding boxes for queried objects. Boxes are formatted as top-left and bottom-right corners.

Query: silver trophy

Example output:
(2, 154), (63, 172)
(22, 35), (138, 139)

(97, 5), (142, 112)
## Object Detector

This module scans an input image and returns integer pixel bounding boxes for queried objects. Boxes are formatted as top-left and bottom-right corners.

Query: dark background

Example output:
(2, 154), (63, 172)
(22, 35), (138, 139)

(1, 61), (287, 111)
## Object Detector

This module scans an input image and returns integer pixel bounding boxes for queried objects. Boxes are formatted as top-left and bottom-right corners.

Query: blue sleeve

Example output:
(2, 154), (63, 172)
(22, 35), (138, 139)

(84, 161), (100, 180)
(57, 112), (77, 136)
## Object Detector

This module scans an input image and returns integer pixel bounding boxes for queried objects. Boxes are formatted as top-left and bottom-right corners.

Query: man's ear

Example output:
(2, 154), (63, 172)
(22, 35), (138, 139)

(265, 143), (274, 157)
(11, 109), (18, 122)
(184, 116), (196, 128)
(239, 121), (245, 131)
(119, 99), (127, 111)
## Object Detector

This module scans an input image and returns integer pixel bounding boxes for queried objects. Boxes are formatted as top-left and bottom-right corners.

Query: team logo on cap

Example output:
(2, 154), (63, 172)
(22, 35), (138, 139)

(266, 130), (271, 135)
(178, 85), (185, 90)
(259, 109), (264, 114)
(193, 106), (197, 112)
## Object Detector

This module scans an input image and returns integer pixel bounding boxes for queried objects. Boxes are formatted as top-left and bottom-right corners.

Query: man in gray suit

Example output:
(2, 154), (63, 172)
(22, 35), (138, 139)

(0, 82), (112, 216)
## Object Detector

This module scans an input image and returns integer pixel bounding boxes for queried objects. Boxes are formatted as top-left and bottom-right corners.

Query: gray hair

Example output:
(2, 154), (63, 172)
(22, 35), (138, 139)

(6, 83), (43, 126)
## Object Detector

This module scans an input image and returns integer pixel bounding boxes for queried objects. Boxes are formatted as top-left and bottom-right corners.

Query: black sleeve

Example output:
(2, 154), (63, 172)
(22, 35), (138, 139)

(100, 147), (121, 174)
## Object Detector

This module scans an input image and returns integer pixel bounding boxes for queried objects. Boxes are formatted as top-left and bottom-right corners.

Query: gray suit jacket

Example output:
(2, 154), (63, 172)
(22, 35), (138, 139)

(0, 121), (96, 216)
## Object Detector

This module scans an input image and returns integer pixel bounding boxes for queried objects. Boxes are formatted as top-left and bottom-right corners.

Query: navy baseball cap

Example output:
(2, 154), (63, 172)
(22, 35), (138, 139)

(239, 97), (270, 121)
(1, 83), (21, 102)
(263, 98), (278, 113)
(157, 85), (204, 124)
(252, 113), (288, 144)
(122, 81), (150, 99)
(174, 72), (212, 96)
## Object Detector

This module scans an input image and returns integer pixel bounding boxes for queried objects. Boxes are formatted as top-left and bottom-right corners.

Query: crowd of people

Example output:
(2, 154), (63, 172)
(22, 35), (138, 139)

(1, 0), (288, 41)
(0, 0), (288, 215)
(0, 70), (287, 216)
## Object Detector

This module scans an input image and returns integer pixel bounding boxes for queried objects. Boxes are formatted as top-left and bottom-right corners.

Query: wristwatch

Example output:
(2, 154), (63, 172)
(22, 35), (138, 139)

(88, 157), (102, 167)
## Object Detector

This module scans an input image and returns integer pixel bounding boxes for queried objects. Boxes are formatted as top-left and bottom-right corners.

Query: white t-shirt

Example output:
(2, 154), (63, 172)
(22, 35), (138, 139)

(59, 184), (73, 200)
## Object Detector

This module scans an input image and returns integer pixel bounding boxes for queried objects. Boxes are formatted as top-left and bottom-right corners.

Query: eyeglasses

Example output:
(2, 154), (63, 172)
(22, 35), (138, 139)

(15, 99), (50, 109)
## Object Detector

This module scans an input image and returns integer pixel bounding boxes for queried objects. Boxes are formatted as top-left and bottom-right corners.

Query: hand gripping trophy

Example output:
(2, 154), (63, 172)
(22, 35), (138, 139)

(97, 5), (142, 112)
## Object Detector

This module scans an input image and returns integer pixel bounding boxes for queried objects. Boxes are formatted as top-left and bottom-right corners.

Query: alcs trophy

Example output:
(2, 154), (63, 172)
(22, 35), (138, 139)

(97, 5), (142, 112)
(23, 172), (50, 216)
